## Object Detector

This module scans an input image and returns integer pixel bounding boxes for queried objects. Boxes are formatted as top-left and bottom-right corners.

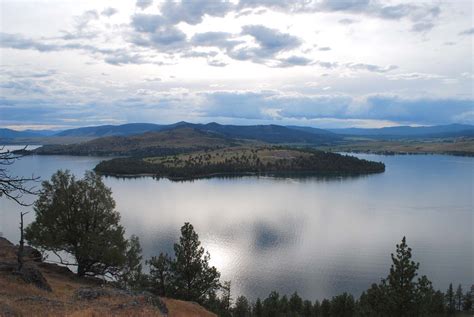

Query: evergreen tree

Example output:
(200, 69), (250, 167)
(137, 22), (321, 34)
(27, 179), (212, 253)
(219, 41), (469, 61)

(147, 252), (172, 296)
(234, 296), (251, 317)
(455, 284), (463, 311)
(253, 298), (263, 317)
(171, 222), (221, 303)
(330, 292), (355, 317)
(221, 280), (232, 316)
(445, 283), (456, 315)
(289, 291), (304, 314)
(463, 290), (472, 311)
(313, 300), (321, 317)
(302, 299), (313, 317)
(386, 236), (419, 316)
(262, 291), (280, 316)
(25, 170), (127, 277)
(117, 235), (144, 290)
(320, 299), (331, 317)
(415, 275), (444, 316)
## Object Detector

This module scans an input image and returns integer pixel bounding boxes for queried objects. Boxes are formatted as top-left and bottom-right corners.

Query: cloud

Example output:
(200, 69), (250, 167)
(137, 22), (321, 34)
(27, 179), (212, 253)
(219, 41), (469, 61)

(242, 25), (301, 52)
(278, 56), (313, 67)
(346, 63), (398, 73)
(386, 72), (443, 81)
(160, 0), (234, 25)
(338, 18), (358, 24)
(411, 22), (434, 33)
(318, 47), (331, 51)
(101, 7), (118, 17)
(190, 31), (241, 50)
(136, 0), (153, 10)
(458, 27), (474, 36)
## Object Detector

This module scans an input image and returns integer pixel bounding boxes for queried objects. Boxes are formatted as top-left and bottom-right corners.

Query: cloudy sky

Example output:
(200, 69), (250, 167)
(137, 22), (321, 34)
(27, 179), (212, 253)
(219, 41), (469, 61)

(0, 0), (472, 130)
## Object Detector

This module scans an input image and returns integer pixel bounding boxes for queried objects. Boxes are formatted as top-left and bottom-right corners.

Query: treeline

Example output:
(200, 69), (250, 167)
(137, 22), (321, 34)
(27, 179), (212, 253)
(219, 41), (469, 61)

(23, 170), (471, 317)
(94, 148), (385, 179)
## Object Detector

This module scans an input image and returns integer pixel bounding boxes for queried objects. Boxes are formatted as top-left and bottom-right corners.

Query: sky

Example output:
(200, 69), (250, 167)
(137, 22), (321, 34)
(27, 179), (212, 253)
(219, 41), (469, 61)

(0, 0), (473, 130)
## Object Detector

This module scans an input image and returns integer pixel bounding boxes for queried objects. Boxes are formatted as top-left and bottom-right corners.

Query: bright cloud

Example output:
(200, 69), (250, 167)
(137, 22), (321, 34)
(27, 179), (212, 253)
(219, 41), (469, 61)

(0, 0), (472, 129)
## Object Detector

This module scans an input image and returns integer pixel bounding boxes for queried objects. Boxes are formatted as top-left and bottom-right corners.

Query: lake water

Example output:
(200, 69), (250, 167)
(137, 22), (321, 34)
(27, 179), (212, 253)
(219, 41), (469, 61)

(0, 147), (472, 300)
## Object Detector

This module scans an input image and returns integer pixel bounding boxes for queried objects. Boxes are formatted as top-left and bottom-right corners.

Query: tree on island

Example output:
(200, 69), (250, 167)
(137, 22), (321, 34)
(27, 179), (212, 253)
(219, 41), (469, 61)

(24, 170), (129, 277)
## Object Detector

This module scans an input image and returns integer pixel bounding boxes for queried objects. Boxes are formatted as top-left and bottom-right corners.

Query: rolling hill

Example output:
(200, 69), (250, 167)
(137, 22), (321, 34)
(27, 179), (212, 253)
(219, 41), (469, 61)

(329, 124), (474, 138)
(34, 127), (242, 156)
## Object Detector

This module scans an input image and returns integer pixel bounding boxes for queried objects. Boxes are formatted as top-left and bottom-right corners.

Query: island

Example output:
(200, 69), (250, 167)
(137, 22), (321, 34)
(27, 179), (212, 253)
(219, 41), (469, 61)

(94, 146), (385, 180)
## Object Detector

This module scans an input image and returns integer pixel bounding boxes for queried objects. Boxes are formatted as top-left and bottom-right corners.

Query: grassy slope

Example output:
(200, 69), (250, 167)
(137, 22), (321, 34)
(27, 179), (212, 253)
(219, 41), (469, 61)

(34, 127), (245, 156)
(0, 237), (216, 317)
(94, 146), (385, 179)
(319, 138), (474, 156)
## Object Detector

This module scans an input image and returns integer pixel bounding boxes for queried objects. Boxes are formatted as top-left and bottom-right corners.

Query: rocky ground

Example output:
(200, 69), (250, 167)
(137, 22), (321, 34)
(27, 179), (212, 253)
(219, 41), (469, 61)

(0, 237), (216, 317)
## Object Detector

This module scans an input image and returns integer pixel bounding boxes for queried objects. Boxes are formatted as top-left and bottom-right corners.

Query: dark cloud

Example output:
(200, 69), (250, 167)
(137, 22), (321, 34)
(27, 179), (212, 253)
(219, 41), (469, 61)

(136, 0), (153, 10)
(131, 14), (167, 33)
(278, 56), (313, 67)
(242, 25), (301, 53)
(160, 0), (234, 25)
(411, 22), (434, 33)
(101, 7), (118, 17)
(458, 27), (474, 36)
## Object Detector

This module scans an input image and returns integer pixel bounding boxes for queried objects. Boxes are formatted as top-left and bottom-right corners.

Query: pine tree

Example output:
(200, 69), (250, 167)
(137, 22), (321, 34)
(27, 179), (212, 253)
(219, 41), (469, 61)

(302, 299), (313, 317)
(320, 299), (331, 317)
(445, 283), (456, 315)
(289, 291), (304, 314)
(117, 235), (144, 290)
(455, 284), (463, 311)
(171, 222), (221, 303)
(253, 298), (263, 317)
(147, 252), (172, 296)
(234, 296), (251, 317)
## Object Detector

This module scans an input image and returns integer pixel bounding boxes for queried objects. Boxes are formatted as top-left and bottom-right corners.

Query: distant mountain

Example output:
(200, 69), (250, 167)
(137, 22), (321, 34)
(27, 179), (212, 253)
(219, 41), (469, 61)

(54, 122), (340, 144)
(167, 122), (341, 144)
(35, 127), (241, 156)
(329, 124), (474, 139)
(0, 128), (58, 139)
(55, 123), (166, 137)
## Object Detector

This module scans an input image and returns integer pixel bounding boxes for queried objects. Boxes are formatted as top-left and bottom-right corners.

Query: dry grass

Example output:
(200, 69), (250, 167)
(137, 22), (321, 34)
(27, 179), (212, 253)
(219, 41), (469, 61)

(0, 237), (215, 317)
(145, 146), (312, 167)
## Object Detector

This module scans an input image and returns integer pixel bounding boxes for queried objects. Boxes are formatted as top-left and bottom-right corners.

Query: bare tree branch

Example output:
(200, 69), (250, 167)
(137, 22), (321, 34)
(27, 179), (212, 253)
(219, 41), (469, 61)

(0, 146), (40, 206)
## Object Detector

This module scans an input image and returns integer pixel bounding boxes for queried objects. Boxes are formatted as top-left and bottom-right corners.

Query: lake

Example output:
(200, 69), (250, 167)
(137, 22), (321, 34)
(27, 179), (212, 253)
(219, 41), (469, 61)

(0, 147), (472, 300)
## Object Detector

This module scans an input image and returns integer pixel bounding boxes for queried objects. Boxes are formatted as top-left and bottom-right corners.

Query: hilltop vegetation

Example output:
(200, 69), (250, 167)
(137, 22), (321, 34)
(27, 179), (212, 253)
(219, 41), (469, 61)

(34, 127), (242, 156)
(94, 146), (385, 179)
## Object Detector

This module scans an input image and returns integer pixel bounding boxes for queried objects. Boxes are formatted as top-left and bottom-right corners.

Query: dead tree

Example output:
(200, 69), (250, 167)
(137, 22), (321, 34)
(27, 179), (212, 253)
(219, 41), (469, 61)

(17, 211), (30, 271)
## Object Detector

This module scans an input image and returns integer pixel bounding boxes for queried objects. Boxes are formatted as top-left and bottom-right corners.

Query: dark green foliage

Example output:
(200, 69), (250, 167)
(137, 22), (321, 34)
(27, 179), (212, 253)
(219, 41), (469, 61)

(445, 283), (456, 314)
(171, 222), (221, 303)
(253, 298), (263, 317)
(463, 289), (472, 311)
(95, 148), (385, 179)
(25, 170), (127, 277)
(289, 292), (304, 314)
(147, 252), (173, 296)
(302, 300), (313, 317)
(414, 275), (445, 316)
(117, 235), (145, 290)
(234, 296), (251, 317)
(386, 236), (419, 315)
(455, 284), (463, 311)
(330, 292), (355, 317)
(320, 299), (331, 317)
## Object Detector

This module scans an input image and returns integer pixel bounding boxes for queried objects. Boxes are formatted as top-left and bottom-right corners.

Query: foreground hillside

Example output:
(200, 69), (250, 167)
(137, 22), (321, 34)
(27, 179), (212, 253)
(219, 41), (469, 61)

(0, 237), (216, 317)
(94, 146), (385, 179)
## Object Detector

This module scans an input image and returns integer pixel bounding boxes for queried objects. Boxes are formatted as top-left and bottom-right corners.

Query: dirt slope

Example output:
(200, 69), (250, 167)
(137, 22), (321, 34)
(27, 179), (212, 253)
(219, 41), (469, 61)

(0, 237), (216, 317)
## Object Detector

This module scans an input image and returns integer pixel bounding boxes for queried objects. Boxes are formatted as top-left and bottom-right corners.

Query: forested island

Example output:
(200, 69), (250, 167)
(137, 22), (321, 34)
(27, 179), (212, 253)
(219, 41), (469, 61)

(94, 146), (385, 180)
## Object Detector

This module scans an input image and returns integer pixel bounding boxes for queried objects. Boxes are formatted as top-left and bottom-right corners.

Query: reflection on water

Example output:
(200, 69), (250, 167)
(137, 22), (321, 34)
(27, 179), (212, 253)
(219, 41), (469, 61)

(0, 149), (472, 300)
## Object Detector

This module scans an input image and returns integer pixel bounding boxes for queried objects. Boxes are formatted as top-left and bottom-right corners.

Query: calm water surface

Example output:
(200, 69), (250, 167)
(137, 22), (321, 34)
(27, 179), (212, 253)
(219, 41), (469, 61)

(1, 147), (472, 300)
